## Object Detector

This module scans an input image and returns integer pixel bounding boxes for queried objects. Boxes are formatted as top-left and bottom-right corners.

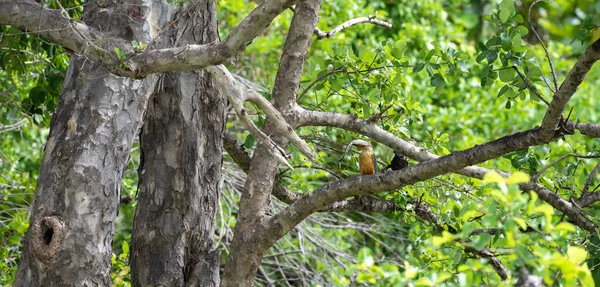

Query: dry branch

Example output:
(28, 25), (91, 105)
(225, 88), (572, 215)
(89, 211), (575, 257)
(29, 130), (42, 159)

(314, 16), (392, 39)
(208, 65), (316, 168)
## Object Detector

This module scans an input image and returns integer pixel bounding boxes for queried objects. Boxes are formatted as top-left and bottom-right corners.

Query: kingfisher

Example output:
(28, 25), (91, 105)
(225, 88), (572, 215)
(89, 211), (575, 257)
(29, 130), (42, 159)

(341, 139), (378, 175)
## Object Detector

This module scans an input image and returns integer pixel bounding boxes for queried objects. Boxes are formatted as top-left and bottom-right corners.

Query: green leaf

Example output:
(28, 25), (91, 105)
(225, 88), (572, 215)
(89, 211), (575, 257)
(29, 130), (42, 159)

(424, 49), (436, 61)
(567, 246), (587, 264)
(501, 38), (512, 51)
(122, 241), (129, 254)
(506, 171), (529, 184)
(430, 73), (444, 87)
(515, 25), (529, 36)
(499, 68), (516, 82)
(28, 86), (45, 107)
(554, 222), (576, 233)
(476, 52), (487, 63)
(486, 50), (498, 63)
(483, 171), (505, 183)
(473, 233), (492, 249)
(499, 9), (510, 23)
(244, 135), (256, 148)
(512, 34), (525, 52)
(413, 63), (425, 73)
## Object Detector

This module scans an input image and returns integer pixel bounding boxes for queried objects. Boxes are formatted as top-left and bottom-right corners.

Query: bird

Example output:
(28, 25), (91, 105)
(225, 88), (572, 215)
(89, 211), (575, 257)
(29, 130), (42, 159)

(341, 139), (378, 175)
(388, 153), (408, 171)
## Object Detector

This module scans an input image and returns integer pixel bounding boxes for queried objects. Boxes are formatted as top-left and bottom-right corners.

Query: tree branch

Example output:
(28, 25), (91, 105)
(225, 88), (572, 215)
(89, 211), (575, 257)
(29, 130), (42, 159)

(0, 0), (299, 77)
(567, 121), (600, 138)
(464, 247), (509, 280)
(207, 65), (315, 168)
(539, 38), (600, 139)
(528, 0), (558, 93)
(224, 124), (404, 213)
(314, 16), (392, 39)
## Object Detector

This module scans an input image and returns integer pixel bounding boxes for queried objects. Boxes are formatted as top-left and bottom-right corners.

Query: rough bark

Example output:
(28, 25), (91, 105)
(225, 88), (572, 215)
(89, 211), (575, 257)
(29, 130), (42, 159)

(129, 1), (225, 286)
(13, 1), (158, 285)
(221, 0), (321, 285)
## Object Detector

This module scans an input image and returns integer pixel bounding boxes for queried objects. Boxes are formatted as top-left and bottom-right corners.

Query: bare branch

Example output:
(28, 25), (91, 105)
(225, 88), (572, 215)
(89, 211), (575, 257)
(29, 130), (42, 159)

(583, 161), (600, 194)
(0, 0), (299, 77)
(0, 119), (27, 134)
(528, 0), (558, 92)
(324, 198), (399, 213)
(246, 92), (315, 161)
(208, 65), (316, 167)
(314, 16), (392, 39)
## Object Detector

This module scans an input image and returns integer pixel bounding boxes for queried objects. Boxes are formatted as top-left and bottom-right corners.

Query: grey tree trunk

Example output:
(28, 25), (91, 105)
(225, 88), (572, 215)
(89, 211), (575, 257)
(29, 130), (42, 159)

(129, 1), (225, 286)
(13, 1), (158, 285)
(221, 0), (321, 285)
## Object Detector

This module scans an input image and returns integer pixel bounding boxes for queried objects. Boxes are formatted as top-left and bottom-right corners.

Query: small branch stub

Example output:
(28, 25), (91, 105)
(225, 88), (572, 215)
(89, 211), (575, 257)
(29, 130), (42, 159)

(31, 216), (65, 262)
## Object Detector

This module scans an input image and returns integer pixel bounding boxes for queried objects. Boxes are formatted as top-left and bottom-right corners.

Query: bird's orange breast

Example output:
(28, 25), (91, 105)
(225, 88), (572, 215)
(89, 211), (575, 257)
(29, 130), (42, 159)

(359, 151), (375, 175)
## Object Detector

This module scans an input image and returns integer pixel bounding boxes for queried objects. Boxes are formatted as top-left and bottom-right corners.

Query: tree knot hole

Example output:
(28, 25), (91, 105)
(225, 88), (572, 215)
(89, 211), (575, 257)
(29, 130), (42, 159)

(32, 216), (65, 262)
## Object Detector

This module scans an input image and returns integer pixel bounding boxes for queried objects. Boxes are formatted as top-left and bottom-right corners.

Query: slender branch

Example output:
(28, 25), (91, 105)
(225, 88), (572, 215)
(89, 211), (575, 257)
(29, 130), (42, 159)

(0, 119), (27, 133)
(532, 154), (600, 181)
(314, 16), (392, 39)
(246, 92), (315, 161)
(297, 68), (346, 101)
(512, 66), (550, 105)
(583, 161), (600, 194)
(528, 0), (558, 93)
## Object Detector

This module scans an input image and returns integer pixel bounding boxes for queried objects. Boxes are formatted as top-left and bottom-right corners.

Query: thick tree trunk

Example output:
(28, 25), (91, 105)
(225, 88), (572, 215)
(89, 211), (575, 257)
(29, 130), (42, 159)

(13, 1), (161, 285)
(129, 1), (224, 286)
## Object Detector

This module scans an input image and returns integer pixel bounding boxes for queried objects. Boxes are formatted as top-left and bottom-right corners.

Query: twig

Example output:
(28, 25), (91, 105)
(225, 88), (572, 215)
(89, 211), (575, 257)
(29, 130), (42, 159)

(528, 0), (558, 92)
(512, 66), (550, 105)
(532, 153), (600, 181)
(0, 119), (27, 133)
(314, 16), (392, 39)
(297, 68), (346, 101)
(583, 161), (600, 194)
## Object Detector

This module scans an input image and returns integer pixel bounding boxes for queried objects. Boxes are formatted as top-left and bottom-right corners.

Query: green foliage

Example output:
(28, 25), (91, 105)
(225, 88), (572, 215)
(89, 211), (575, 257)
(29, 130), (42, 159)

(2, 0), (600, 286)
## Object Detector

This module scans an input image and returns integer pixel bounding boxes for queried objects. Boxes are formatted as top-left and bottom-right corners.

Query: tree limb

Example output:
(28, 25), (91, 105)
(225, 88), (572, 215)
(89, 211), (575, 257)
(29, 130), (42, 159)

(314, 16), (392, 39)
(464, 247), (509, 280)
(0, 0), (299, 77)
(208, 65), (315, 168)
(539, 38), (600, 139)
